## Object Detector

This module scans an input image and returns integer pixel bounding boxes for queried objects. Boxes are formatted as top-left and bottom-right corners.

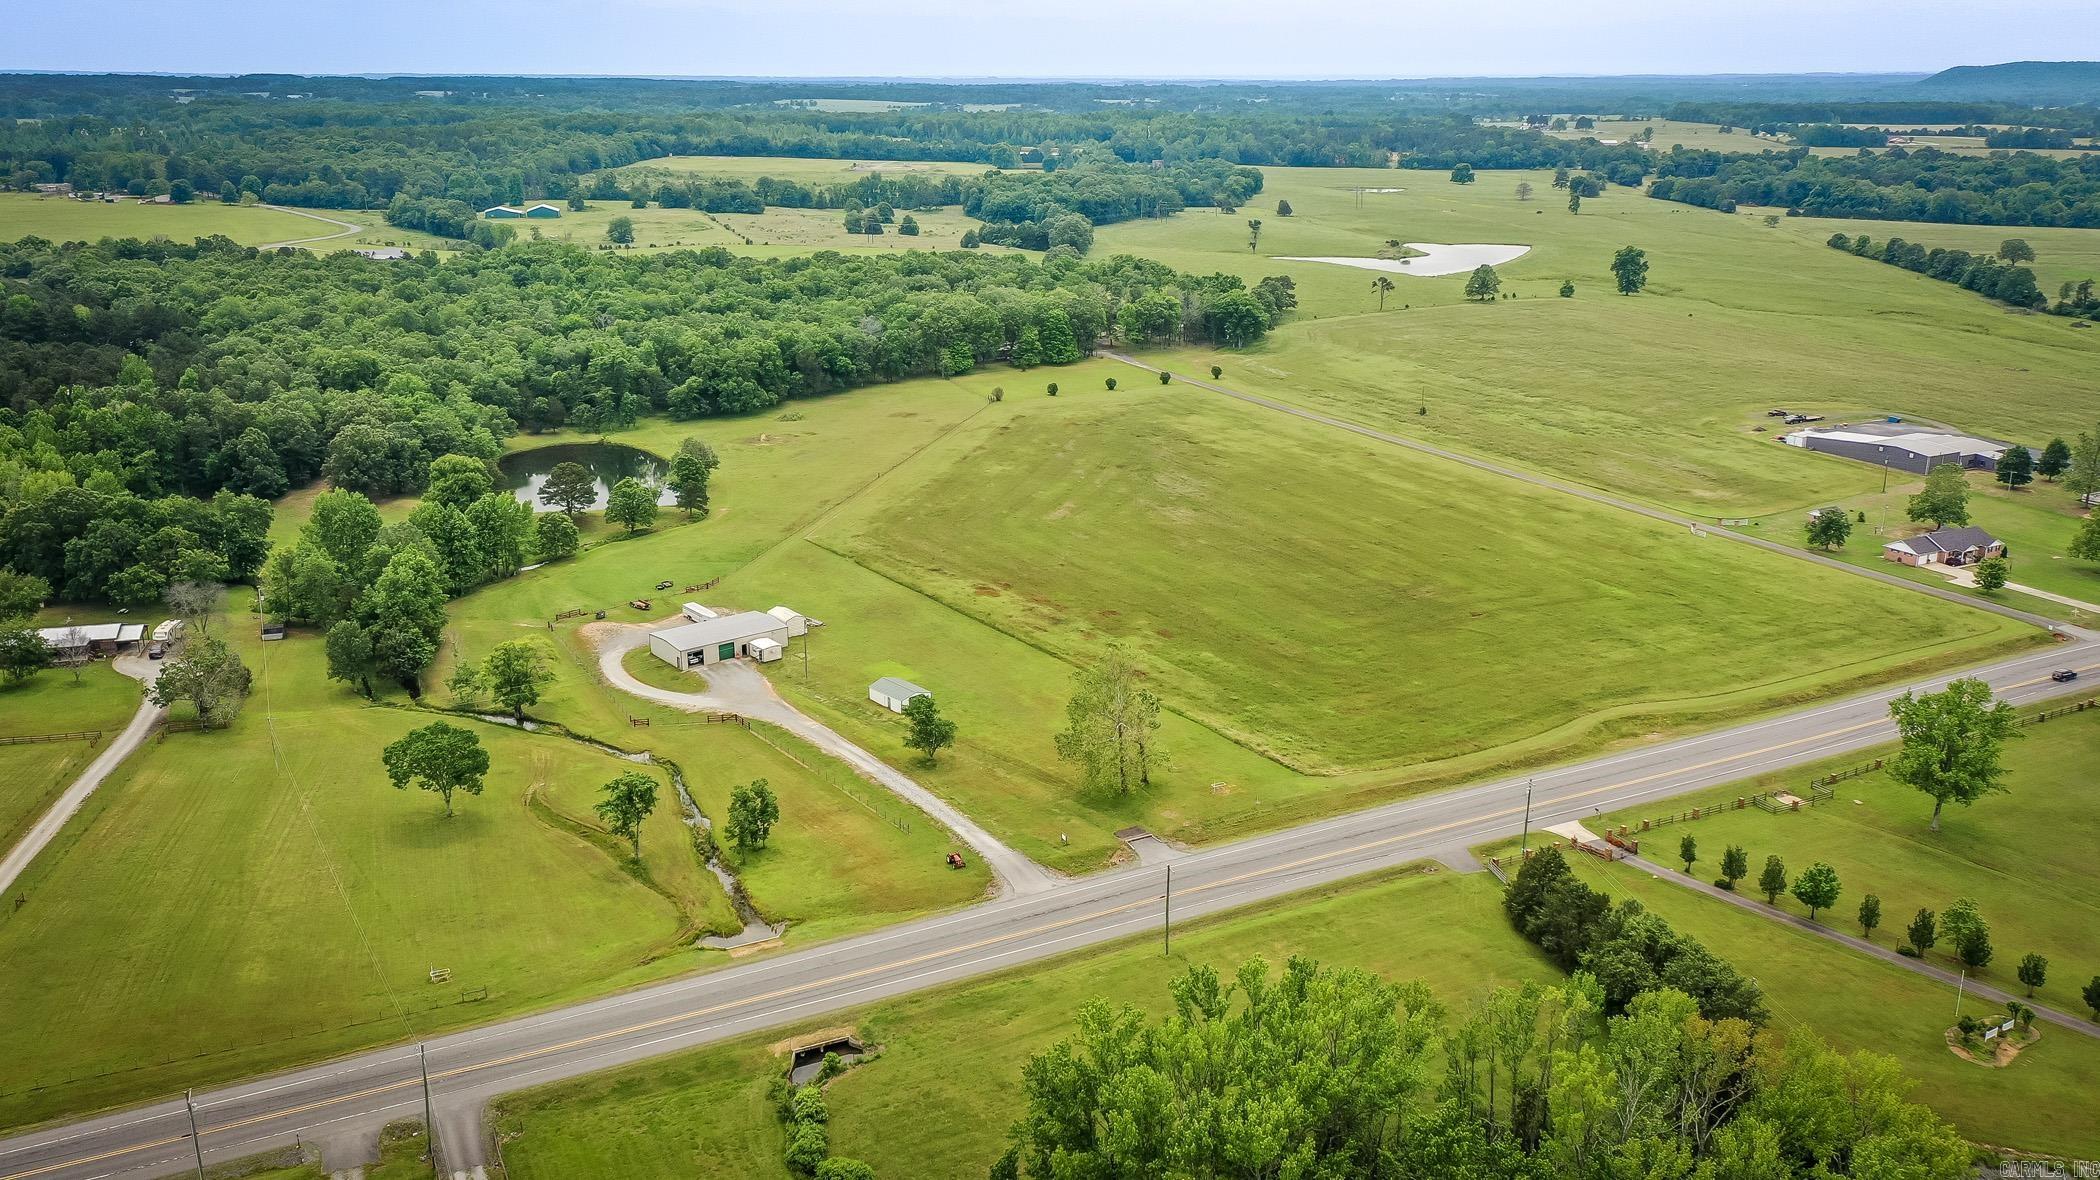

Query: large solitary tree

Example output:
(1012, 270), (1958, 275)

(726, 778), (780, 852)
(1610, 246), (1649, 294)
(1464, 264), (1502, 302)
(1906, 463), (1971, 529)
(595, 771), (659, 859)
(1054, 644), (1164, 795)
(902, 694), (957, 765)
(1805, 507), (1852, 550)
(604, 477), (659, 533)
(481, 639), (555, 720)
(1372, 275), (1395, 310)
(148, 636), (252, 726)
(1887, 678), (2019, 831)
(382, 721), (489, 817)
(539, 461), (596, 517)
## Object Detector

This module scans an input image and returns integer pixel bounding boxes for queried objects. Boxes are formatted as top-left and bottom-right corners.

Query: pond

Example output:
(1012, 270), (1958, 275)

(1276, 243), (1533, 278)
(498, 442), (676, 511)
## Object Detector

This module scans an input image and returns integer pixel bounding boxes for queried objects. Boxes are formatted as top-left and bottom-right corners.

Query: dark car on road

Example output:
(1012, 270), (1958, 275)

(2052, 669), (2078, 682)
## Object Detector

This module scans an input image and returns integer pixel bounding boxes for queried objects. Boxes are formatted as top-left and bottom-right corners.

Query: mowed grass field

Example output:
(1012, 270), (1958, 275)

(491, 866), (1554, 1180)
(821, 365), (2034, 775)
(1596, 703), (2100, 1015)
(0, 662), (141, 848)
(0, 615), (741, 1130)
(0, 193), (321, 245)
(1094, 163), (2100, 517)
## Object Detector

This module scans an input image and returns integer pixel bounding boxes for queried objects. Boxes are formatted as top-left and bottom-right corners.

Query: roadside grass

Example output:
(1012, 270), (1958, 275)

(657, 720), (991, 940)
(1094, 163), (2100, 517)
(0, 662), (140, 849)
(0, 193), (319, 246)
(1559, 854), (2100, 1159)
(0, 621), (724, 1132)
(822, 367), (2036, 775)
(1593, 704), (2100, 1015)
(489, 865), (1553, 1180)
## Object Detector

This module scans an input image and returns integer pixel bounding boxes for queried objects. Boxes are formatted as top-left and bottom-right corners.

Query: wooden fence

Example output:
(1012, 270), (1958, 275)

(2025, 695), (2097, 726)
(0, 729), (102, 747)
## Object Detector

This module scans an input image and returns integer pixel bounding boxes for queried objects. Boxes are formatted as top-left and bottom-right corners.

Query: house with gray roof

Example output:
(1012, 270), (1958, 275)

(1883, 526), (2004, 568)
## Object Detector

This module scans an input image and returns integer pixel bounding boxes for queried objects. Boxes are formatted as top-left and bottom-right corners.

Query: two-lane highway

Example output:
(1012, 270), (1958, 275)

(2, 638), (2093, 1179)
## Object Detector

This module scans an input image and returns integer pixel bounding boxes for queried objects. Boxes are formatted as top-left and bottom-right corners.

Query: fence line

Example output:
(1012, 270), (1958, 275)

(0, 729), (101, 747)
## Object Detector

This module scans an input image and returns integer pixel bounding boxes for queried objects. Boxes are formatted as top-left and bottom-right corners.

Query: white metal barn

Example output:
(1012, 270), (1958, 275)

(648, 611), (790, 670)
(868, 677), (930, 713)
(766, 606), (810, 637)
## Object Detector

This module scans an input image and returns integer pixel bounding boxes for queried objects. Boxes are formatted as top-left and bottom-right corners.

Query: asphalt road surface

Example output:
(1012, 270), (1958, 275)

(2, 638), (2092, 1180)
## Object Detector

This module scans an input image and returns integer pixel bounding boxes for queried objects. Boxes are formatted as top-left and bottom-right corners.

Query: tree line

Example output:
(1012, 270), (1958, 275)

(1824, 231), (2050, 309)
(0, 89), (1659, 215)
(1649, 145), (2100, 227)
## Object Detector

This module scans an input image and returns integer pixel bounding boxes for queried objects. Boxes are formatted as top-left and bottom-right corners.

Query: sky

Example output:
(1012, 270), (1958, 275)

(9, 0), (2096, 79)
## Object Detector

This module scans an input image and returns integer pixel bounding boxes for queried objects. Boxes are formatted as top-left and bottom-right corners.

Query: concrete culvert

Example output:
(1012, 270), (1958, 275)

(789, 1036), (867, 1085)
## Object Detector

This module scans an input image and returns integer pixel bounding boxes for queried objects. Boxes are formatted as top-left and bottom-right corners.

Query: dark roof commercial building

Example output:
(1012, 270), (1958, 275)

(1784, 426), (2023, 475)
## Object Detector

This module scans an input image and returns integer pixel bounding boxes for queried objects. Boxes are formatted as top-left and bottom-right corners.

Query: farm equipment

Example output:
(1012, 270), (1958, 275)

(628, 599), (652, 611)
(946, 852), (967, 870)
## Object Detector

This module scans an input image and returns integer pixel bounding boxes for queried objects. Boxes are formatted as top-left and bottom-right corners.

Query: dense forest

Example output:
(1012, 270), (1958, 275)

(0, 94), (1658, 215)
(1649, 146), (2100, 226)
(0, 237), (1292, 603)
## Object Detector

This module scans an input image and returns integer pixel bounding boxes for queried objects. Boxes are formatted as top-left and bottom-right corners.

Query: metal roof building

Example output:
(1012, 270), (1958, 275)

(647, 611), (790, 670)
(868, 677), (930, 713)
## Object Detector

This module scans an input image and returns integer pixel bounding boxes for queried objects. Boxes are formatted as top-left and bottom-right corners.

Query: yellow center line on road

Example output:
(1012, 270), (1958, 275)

(9, 666), (2092, 1180)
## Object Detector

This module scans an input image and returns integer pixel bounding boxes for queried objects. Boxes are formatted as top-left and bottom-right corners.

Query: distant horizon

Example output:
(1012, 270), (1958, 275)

(10, 0), (2092, 80)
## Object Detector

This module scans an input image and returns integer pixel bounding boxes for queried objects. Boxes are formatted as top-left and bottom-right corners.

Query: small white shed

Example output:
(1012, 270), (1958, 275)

(767, 606), (809, 637)
(747, 637), (785, 663)
(869, 677), (930, 713)
(681, 602), (718, 623)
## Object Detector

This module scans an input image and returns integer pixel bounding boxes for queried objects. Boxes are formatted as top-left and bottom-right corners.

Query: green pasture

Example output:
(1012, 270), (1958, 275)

(1093, 163), (2100, 516)
(0, 193), (319, 246)
(821, 367), (2034, 775)
(1756, 207), (2100, 299)
(0, 617), (727, 1131)
(0, 662), (141, 849)
(1595, 703), (2100, 1015)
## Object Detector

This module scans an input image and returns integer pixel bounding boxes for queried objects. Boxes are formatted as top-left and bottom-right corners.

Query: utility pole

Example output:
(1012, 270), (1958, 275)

(1954, 968), (1968, 1018)
(1520, 778), (1535, 853)
(420, 1043), (435, 1164)
(1162, 864), (1172, 956)
(184, 1089), (206, 1180)
(1879, 461), (1889, 536)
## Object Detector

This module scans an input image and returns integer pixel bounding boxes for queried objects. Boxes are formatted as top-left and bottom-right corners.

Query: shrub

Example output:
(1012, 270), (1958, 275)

(785, 1122), (829, 1174)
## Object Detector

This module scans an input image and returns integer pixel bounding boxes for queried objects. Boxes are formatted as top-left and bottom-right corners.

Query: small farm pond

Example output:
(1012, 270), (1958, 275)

(499, 442), (676, 511)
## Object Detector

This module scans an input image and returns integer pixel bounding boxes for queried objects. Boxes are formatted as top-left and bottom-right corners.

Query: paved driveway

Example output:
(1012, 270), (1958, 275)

(591, 625), (1057, 896)
(0, 653), (166, 897)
